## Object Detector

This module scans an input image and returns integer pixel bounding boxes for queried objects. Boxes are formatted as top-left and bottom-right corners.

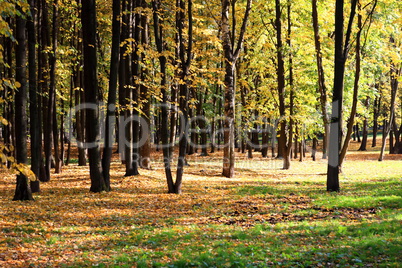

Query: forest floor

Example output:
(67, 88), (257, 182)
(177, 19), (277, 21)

(0, 140), (401, 267)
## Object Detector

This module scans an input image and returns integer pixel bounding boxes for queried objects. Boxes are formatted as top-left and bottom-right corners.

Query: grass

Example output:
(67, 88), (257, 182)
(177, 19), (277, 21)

(0, 141), (401, 267)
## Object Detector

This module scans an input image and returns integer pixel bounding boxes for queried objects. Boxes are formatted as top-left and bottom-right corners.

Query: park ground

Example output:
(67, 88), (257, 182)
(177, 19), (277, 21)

(0, 140), (401, 267)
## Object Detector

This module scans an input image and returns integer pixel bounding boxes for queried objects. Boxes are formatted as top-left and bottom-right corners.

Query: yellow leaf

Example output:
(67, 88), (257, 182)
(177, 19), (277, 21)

(0, 116), (8, 126)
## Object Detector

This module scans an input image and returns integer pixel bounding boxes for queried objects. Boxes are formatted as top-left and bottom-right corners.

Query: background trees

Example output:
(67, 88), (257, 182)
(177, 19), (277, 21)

(0, 0), (400, 197)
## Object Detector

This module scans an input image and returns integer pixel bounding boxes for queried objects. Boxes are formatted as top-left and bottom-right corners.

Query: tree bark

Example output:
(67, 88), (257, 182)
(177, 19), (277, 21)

(81, 0), (107, 192)
(283, 2), (294, 170)
(379, 63), (400, 160)
(102, 0), (120, 190)
(152, 0), (174, 192)
(42, 0), (52, 182)
(27, 0), (41, 192)
(372, 94), (380, 147)
(358, 97), (370, 151)
(339, 4), (362, 168)
(221, 0), (252, 178)
(13, 12), (34, 201)
(327, 0), (357, 192)
(312, 0), (330, 159)
(139, 2), (152, 169)
(174, 0), (193, 194)
(275, 0), (286, 161)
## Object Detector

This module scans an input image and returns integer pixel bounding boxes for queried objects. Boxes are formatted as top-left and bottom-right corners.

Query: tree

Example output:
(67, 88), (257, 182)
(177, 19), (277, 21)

(13, 6), (34, 201)
(152, 0), (193, 194)
(221, 0), (252, 178)
(81, 0), (108, 192)
(102, 0), (121, 189)
(139, 0), (152, 170)
(327, 0), (358, 192)
(175, 0), (193, 194)
(152, 0), (173, 191)
(27, 0), (42, 191)
(312, 0), (329, 159)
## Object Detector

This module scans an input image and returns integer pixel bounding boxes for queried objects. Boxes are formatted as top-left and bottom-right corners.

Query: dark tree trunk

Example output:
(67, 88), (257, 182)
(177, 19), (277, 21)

(118, 0), (128, 163)
(153, 0), (174, 192)
(356, 123), (361, 142)
(327, 0), (358, 192)
(60, 101), (65, 166)
(53, 101), (62, 173)
(42, 0), (52, 182)
(175, 0), (193, 194)
(81, 0), (107, 192)
(299, 140), (304, 162)
(210, 84), (221, 154)
(275, 0), (286, 162)
(271, 119), (277, 158)
(359, 119), (368, 151)
(139, 2), (152, 169)
(51, 0), (61, 174)
(339, 4), (363, 167)
(261, 120), (269, 158)
(389, 129), (394, 154)
(359, 96), (369, 151)
(197, 89), (209, 157)
(65, 69), (74, 166)
(312, 137), (318, 161)
(312, 0), (330, 159)
(125, 0), (140, 176)
(102, 0), (120, 190)
(13, 12), (34, 201)
(27, 0), (41, 192)
(75, 70), (87, 166)
(188, 107), (196, 155)
(283, 2), (294, 170)
(372, 95), (380, 147)
(123, 0), (136, 176)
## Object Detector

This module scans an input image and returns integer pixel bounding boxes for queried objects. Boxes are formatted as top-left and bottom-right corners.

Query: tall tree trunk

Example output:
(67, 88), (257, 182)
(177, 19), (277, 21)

(312, 0), (330, 159)
(27, 0), (41, 192)
(275, 0), (286, 162)
(339, 4), (362, 168)
(174, 0), (193, 194)
(221, 0), (252, 178)
(13, 11), (34, 201)
(327, 0), (357, 191)
(102, 0), (120, 190)
(153, 0), (174, 192)
(283, 1), (294, 170)
(123, 0), (136, 176)
(81, 0), (107, 192)
(139, 2), (152, 169)
(51, 0), (61, 174)
(42, 0), (52, 182)
(379, 63), (399, 160)
(125, 0), (140, 176)
(118, 0), (128, 163)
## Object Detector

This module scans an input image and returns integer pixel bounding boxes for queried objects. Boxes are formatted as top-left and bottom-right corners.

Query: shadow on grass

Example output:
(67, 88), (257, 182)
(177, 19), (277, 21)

(60, 218), (401, 267)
